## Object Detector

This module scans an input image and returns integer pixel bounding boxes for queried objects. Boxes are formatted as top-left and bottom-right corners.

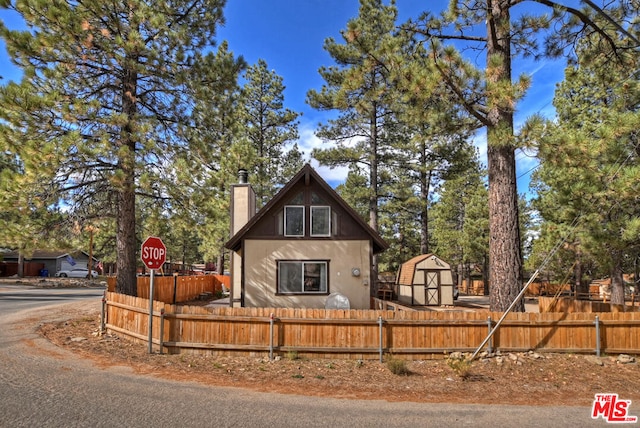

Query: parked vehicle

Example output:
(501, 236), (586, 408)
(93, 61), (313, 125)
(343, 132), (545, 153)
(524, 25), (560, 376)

(55, 268), (98, 279)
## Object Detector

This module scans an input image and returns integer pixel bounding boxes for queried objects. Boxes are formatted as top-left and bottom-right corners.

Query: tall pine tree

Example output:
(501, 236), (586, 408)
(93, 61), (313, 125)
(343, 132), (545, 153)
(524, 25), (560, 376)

(532, 30), (640, 305)
(0, 0), (236, 294)
(241, 59), (302, 207)
(406, 0), (637, 311)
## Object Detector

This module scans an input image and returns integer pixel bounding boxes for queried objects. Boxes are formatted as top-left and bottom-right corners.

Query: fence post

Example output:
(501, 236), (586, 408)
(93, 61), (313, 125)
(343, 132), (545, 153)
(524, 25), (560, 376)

(594, 315), (601, 357)
(159, 308), (165, 355)
(378, 316), (384, 363)
(269, 313), (275, 361)
(173, 275), (178, 304)
(100, 291), (106, 335)
(487, 316), (493, 354)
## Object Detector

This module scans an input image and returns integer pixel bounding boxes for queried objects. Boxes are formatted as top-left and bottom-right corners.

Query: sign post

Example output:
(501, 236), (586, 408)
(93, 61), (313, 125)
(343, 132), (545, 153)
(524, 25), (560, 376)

(141, 236), (167, 353)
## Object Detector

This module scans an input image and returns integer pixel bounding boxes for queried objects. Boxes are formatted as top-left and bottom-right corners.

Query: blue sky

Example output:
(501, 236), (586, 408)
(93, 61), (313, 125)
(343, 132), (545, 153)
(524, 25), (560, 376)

(216, 0), (562, 191)
(0, 0), (565, 192)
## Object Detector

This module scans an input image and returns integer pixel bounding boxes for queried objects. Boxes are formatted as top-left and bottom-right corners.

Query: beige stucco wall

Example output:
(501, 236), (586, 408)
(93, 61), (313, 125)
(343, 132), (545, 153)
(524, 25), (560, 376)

(231, 251), (243, 307)
(239, 239), (372, 309)
(231, 185), (255, 235)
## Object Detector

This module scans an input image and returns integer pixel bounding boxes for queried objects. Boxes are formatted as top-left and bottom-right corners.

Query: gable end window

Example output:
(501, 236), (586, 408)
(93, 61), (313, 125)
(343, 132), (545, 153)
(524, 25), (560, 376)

(284, 206), (304, 236)
(278, 261), (328, 294)
(311, 206), (331, 237)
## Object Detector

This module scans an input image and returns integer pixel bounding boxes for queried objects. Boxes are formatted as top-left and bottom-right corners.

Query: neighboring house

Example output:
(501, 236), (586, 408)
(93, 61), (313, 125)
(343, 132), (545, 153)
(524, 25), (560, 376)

(1, 250), (99, 277)
(225, 164), (388, 309)
(396, 254), (456, 306)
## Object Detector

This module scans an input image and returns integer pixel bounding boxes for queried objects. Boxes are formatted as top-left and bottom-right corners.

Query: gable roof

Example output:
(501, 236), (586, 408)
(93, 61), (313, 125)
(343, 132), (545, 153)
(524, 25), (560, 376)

(225, 163), (388, 254)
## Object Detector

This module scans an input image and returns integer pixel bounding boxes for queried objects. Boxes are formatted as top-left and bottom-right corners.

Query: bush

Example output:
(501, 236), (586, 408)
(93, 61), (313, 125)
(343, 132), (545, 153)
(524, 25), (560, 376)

(386, 357), (410, 375)
(447, 356), (473, 379)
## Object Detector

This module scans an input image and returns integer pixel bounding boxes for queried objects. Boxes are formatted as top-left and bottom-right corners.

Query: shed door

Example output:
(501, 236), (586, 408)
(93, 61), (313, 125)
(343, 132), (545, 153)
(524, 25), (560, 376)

(425, 271), (440, 305)
(413, 270), (440, 306)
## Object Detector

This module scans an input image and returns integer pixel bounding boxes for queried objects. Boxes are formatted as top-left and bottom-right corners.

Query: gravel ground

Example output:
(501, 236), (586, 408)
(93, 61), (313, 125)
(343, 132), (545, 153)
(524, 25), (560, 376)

(38, 302), (640, 407)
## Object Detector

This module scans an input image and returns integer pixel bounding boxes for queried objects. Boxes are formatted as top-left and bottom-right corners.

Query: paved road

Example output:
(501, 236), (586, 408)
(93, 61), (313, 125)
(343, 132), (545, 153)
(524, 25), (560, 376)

(0, 284), (625, 427)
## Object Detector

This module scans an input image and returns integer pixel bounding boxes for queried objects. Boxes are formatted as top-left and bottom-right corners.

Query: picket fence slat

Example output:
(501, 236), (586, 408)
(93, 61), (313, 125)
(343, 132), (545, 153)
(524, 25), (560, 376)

(104, 292), (640, 360)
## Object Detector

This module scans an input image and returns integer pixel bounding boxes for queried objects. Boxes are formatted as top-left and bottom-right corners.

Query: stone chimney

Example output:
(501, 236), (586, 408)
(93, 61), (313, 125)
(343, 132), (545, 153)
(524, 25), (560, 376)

(230, 168), (256, 236)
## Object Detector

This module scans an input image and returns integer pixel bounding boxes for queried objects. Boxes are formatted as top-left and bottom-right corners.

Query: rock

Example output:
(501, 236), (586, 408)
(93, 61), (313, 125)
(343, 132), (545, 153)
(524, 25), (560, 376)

(448, 352), (464, 360)
(70, 337), (87, 342)
(508, 353), (519, 362)
(584, 356), (605, 366)
(529, 352), (544, 360)
(616, 354), (635, 364)
(495, 356), (504, 366)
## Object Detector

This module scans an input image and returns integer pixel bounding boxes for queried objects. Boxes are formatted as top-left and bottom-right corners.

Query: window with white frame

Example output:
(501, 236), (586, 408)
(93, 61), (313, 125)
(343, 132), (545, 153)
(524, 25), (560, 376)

(278, 261), (328, 294)
(311, 206), (331, 236)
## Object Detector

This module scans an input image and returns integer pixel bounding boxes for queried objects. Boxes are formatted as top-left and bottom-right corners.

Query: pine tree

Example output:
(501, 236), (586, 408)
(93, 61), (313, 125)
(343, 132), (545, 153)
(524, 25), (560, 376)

(0, 0), (232, 294)
(431, 151), (489, 293)
(307, 0), (410, 279)
(532, 30), (640, 305)
(405, 1), (637, 311)
(307, 0), (401, 231)
(241, 59), (302, 207)
(177, 43), (247, 273)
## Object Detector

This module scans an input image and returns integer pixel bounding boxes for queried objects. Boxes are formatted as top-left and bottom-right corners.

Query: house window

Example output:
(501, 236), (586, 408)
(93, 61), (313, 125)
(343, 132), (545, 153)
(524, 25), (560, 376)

(284, 206), (304, 236)
(278, 261), (328, 294)
(311, 206), (331, 236)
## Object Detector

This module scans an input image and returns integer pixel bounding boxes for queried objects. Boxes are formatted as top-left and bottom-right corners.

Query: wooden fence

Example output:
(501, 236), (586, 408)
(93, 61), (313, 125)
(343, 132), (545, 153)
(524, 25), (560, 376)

(106, 274), (230, 304)
(103, 292), (640, 360)
(461, 280), (573, 297)
(538, 296), (637, 313)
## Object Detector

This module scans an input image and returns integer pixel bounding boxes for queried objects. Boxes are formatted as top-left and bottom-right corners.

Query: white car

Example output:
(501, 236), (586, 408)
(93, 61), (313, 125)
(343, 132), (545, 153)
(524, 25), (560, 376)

(55, 268), (98, 279)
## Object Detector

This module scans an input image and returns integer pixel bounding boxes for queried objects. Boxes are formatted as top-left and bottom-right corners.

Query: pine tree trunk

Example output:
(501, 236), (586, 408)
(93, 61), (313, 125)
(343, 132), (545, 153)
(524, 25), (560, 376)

(610, 256), (625, 306)
(369, 104), (379, 284)
(574, 248), (588, 299)
(486, 3), (523, 312)
(115, 57), (139, 297)
(420, 167), (432, 255)
(18, 252), (24, 278)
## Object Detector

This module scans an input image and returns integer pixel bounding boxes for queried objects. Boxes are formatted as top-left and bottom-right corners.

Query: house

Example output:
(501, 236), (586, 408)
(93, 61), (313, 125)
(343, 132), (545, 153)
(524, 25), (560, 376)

(1, 250), (99, 277)
(396, 254), (456, 306)
(225, 164), (388, 309)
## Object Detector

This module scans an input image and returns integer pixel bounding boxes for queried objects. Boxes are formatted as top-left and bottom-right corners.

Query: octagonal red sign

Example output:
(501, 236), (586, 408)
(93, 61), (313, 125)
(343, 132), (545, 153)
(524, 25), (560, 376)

(141, 236), (166, 270)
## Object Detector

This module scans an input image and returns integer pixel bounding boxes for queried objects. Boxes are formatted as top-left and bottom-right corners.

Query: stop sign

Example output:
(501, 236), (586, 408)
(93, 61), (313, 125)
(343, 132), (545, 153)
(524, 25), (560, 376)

(141, 236), (167, 270)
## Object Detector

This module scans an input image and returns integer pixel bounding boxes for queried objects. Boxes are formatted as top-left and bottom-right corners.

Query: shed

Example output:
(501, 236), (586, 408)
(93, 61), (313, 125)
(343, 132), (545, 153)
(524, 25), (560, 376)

(396, 254), (455, 306)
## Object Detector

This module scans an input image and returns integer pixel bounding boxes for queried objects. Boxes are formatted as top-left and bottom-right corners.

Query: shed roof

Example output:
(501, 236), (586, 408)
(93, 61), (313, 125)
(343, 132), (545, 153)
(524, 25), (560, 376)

(396, 254), (433, 285)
